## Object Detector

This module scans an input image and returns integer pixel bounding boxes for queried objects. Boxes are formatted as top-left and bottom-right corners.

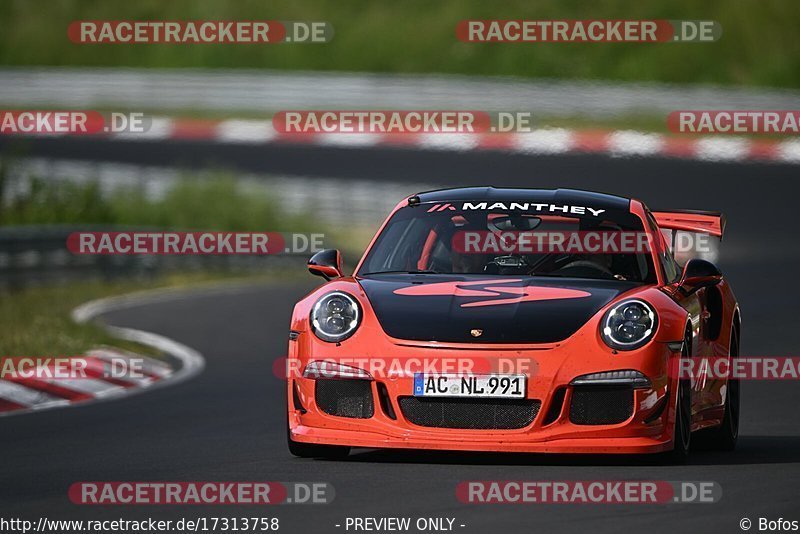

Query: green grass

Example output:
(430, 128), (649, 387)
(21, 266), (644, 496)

(0, 169), (368, 258)
(0, 0), (798, 88)
(0, 172), (308, 230)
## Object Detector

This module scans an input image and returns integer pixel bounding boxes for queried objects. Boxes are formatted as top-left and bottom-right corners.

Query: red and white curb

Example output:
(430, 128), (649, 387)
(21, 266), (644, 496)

(0, 289), (205, 417)
(7, 117), (798, 164)
(0, 348), (171, 414)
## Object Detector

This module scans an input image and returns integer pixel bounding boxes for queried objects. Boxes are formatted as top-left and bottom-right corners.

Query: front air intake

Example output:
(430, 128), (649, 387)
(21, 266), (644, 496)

(569, 386), (634, 425)
(398, 397), (541, 429)
(315, 379), (374, 419)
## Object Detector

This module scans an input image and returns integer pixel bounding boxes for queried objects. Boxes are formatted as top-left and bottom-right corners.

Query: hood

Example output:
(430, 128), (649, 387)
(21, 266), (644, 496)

(358, 275), (640, 344)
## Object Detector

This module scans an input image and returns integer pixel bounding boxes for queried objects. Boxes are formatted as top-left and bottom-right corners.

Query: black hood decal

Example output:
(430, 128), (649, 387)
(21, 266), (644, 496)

(359, 275), (639, 344)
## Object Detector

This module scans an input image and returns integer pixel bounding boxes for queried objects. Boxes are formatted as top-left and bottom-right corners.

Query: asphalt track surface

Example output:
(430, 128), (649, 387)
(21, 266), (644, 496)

(2, 138), (800, 533)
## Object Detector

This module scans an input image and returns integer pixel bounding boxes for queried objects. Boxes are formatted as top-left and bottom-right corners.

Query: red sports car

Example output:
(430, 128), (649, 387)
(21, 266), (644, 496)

(286, 187), (740, 462)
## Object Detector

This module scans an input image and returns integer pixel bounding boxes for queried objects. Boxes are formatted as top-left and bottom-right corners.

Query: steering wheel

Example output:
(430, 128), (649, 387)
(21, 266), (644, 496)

(484, 254), (529, 274)
(554, 259), (615, 279)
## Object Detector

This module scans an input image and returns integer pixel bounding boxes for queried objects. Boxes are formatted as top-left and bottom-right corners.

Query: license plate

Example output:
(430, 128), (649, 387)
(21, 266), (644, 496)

(413, 373), (527, 399)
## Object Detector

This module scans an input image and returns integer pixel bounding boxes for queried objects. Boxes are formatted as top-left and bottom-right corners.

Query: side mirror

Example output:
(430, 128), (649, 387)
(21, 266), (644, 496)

(678, 258), (722, 295)
(308, 249), (343, 281)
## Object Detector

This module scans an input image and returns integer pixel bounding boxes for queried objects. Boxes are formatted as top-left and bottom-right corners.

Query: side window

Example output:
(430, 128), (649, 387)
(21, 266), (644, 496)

(645, 212), (681, 283)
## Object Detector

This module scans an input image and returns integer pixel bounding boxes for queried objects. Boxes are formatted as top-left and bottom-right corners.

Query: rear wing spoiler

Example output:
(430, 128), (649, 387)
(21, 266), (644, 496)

(652, 210), (726, 239)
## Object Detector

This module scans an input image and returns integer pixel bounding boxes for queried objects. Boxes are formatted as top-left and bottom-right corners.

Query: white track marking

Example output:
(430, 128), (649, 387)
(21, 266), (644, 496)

(694, 137), (750, 161)
(217, 120), (277, 143)
(607, 130), (665, 157)
(512, 128), (575, 154)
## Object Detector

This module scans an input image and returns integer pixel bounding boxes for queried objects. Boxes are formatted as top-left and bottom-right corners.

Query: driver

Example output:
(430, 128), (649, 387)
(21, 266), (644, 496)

(554, 219), (622, 277)
(450, 212), (492, 273)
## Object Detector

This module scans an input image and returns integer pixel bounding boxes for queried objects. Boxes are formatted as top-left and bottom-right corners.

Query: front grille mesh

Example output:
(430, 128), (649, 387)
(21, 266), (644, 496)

(315, 379), (374, 419)
(569, 386), (634, 425)
(398, 397), (540, 429)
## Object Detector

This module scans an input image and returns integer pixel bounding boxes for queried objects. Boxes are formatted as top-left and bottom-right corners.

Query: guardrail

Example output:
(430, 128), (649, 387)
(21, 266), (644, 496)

(1, 67), (798, 118)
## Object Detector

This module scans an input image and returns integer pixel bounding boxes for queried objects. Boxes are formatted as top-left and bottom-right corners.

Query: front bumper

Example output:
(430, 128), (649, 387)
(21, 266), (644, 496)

(287, 334), (678, 454)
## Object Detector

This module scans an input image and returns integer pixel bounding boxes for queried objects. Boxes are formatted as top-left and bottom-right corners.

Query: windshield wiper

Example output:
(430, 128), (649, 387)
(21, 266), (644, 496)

(360, 269), (440, 276)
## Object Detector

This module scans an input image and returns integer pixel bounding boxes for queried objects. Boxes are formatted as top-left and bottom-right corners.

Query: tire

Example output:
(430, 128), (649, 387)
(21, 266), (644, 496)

(661, 336), (692, 464)
(693, 326), (740, 451)
(287, 425), (351, 460)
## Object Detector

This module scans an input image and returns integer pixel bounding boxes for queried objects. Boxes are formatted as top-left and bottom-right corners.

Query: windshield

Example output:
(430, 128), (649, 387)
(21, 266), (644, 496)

(359, 204), (658, 283)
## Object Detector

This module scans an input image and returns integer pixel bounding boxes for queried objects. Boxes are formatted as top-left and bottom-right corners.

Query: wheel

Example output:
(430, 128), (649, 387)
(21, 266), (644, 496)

(693, 326), (740, 451)
(287, 424), (350, 460)
(661, 337), (692, 463)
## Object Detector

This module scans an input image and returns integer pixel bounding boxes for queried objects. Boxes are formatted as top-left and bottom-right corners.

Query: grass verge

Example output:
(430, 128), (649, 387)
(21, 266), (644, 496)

(0, 0), (798, 88)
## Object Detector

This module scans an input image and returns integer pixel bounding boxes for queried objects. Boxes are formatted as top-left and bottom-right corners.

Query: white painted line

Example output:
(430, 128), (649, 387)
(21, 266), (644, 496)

(71, 279), (286, 325)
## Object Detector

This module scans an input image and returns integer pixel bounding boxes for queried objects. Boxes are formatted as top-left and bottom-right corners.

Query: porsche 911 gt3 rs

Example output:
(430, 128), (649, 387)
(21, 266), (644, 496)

(286, 187), (740, 462)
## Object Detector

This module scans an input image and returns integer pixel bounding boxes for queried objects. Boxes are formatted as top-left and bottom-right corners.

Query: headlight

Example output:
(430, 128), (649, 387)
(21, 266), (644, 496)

(310, 291), (361, 342)
(600, 299), (657, 350)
